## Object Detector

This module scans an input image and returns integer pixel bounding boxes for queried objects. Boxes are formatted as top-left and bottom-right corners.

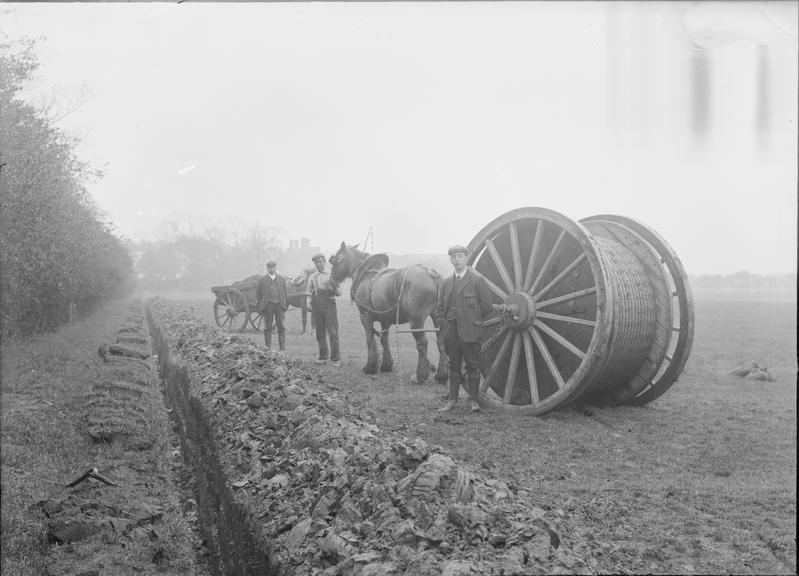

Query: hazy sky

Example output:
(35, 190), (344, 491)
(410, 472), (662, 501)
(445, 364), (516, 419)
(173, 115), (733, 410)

(4, 2), (798, 275)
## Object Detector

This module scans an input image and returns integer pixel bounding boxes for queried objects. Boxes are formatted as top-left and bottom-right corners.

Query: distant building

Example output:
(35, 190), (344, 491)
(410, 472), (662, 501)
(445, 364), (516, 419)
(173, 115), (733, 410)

(285, 237), (321, 272)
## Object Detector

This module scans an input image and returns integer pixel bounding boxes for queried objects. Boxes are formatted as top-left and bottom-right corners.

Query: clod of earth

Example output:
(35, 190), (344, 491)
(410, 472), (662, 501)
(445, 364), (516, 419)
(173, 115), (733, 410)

(107, 343), (151, 360)
(728, 360), (775, 381)
(48, 520), (100, 544)
(117, 335), (148, 346)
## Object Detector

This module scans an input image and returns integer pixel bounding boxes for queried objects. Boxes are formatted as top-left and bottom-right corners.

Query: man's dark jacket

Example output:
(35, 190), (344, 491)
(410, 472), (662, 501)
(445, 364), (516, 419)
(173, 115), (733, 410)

(256, 274), (288, 311)
(436, 267), (494, 342)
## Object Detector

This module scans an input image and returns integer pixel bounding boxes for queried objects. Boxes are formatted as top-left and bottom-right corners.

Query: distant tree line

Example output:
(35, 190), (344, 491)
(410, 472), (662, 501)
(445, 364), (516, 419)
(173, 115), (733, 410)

(132, 227), (457, 292)
(132, 220), (289, 290)
(0, 39), (134, 337)
(689, 272), (796, 299)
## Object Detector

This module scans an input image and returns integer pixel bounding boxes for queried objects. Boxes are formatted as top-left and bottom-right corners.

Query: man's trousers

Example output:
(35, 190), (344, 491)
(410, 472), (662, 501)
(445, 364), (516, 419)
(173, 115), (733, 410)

(262, 302), (286, 351)
(311, 295), (339, 362)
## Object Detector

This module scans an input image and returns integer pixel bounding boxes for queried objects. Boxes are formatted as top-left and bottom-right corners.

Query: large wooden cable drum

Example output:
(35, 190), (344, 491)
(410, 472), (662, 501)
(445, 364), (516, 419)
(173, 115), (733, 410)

(467, 207), (694, 414)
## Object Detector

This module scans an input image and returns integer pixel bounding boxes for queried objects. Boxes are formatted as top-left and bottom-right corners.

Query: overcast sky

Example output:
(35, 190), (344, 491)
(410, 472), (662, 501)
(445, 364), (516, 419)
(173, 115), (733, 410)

(3, 2), (797, 275)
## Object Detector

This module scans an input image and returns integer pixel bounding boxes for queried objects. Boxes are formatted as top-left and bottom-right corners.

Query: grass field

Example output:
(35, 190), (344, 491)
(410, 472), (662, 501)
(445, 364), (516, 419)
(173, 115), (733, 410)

(0, 302), (203, 576)
(172, 290), (797, 575)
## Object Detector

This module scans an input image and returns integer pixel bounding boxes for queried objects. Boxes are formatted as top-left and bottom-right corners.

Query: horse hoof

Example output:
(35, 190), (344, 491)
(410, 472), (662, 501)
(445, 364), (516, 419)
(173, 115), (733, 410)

(380, 365), (393, 373)
(363, 366), (377, 375)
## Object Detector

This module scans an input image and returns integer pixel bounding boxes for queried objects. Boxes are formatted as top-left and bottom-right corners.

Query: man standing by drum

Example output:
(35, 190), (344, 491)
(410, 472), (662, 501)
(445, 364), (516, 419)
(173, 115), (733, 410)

(435, 245), (494, 413)
(256, 260), (288, 351)
(306, 253), (341, 367)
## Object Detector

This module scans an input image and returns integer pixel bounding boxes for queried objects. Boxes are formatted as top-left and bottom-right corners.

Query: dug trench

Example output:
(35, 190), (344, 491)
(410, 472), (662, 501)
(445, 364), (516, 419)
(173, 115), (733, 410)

(146, 297), (593, 575)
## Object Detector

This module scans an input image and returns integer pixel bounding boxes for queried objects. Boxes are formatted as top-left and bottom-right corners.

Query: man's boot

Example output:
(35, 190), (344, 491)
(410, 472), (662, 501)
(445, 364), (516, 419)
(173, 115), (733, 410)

(438, 375), (462, 412)
(263, 329), (271, 349)
(278, 332), (286, 352)
(467, 373), (482, 413)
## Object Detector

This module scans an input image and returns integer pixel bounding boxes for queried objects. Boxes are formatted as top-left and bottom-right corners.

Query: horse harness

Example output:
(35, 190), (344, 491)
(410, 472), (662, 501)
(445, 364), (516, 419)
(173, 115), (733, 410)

(349, 253), (428, 319)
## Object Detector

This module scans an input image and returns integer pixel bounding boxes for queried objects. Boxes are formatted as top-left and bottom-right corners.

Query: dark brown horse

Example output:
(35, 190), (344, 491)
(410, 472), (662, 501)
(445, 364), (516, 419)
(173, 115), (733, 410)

(286, 268), (314, 334)
(329, 242), (448, 385)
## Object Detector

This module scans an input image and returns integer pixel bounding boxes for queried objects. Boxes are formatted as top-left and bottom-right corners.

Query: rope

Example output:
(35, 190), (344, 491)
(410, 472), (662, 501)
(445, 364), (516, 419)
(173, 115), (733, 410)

(591, 236), (657, 391)
(362, 227), (374, 255)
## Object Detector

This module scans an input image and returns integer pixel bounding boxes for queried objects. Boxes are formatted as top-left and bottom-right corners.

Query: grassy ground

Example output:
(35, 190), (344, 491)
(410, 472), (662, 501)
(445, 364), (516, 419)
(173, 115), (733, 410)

(1, 300), (204, 576)
(178, 291), (796, 575)
(1, 319), (95, 575)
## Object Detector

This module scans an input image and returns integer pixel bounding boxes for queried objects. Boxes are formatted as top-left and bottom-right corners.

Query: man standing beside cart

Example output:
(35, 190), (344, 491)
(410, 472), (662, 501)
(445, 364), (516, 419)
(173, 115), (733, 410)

(306, 253), (341, 367)
(256, 260), (288, 351)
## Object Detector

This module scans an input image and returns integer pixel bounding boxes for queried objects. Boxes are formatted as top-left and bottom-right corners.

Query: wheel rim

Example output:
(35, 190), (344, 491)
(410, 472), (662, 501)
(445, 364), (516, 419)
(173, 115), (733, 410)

(467, 207), (612, 414)
(213, 288), (249, 332)
(250, 309), (266, 332)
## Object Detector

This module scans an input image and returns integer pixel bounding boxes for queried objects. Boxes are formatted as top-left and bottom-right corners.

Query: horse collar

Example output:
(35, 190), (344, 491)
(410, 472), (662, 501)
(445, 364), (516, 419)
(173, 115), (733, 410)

(349, 252), (372, 302)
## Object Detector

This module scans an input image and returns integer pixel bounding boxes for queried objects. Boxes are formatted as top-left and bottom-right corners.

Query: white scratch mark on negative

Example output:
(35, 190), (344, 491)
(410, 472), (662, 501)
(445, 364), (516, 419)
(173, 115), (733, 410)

(343, 17), (387, 41)
(147, 5), (175, 18)
(177, 165), (196, 175)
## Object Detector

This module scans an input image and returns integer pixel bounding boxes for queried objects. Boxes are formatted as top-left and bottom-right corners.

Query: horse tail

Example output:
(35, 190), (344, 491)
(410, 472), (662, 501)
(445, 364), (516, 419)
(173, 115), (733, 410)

(426, 266), (443, 287)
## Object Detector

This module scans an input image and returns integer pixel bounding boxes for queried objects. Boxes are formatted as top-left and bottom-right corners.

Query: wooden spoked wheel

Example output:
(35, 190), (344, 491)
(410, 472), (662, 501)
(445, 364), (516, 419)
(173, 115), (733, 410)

(468, 208), (612, 414)
(580, 214), (695, 406)
(250, 309), (267, 332)
(213, 288), (249, 332)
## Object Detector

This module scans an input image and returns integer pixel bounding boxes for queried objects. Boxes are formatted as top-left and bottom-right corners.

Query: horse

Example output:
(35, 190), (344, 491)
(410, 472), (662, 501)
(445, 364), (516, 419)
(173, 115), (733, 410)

(329, 242), (448, 385)
(286, 268), (315, 335)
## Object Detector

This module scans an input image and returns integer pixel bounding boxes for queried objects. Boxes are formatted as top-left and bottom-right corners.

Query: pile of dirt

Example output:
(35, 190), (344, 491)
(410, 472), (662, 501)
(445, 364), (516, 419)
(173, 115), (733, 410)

(149, 299), (596, 575)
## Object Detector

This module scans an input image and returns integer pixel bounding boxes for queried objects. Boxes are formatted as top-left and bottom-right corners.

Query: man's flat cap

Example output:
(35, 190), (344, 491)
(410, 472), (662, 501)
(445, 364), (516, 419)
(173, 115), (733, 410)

(447, 245), (469, 257)
(311, 253), (326, 263)
(266, 260), (277, 268)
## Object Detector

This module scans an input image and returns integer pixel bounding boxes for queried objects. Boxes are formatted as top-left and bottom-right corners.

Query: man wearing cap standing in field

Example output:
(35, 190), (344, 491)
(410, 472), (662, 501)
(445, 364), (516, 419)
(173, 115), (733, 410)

(306, 253), (342, 367)
(256, 260), (288, 351)
(435, 245), (494, 412)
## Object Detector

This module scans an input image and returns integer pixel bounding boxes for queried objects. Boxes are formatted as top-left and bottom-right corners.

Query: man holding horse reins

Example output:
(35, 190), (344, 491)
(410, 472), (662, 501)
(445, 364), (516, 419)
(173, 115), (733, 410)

(306, 253), (341, 367)
(436, 245), (494, 413)
(256, 260), (288, 351)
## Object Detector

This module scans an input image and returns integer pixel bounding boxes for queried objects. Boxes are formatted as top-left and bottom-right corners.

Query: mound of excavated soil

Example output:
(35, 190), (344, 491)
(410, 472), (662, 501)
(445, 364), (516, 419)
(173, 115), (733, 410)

(148, 299), (596, 575)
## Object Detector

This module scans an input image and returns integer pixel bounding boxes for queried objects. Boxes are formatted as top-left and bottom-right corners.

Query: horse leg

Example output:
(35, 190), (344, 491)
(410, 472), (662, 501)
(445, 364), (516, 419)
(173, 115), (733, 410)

(300, 302), (307, 335)
(379, 322), (393, 372)
(409, 318), (432, 385)
(432, 313), (449, 383)
(361, 311), (379, 374)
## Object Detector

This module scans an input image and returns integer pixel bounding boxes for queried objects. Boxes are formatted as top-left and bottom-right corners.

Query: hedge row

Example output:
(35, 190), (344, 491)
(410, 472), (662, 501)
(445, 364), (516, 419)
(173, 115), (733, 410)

(0, 39), (134, 336)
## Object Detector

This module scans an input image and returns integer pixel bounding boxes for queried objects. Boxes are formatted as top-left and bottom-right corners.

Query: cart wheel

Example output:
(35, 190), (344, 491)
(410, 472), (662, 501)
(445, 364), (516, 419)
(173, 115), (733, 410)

(250, 309), (267, 332)
(213, 288), (249, 332)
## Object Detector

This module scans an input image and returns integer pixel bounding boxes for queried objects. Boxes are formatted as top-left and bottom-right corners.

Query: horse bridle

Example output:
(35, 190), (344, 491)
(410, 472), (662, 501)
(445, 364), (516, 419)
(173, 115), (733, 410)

(330, 249), (368, 289)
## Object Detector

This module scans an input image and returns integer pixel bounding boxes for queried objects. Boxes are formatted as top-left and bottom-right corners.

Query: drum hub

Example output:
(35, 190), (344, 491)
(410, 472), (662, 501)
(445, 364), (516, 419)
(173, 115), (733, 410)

(496, 291), (536, 330)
